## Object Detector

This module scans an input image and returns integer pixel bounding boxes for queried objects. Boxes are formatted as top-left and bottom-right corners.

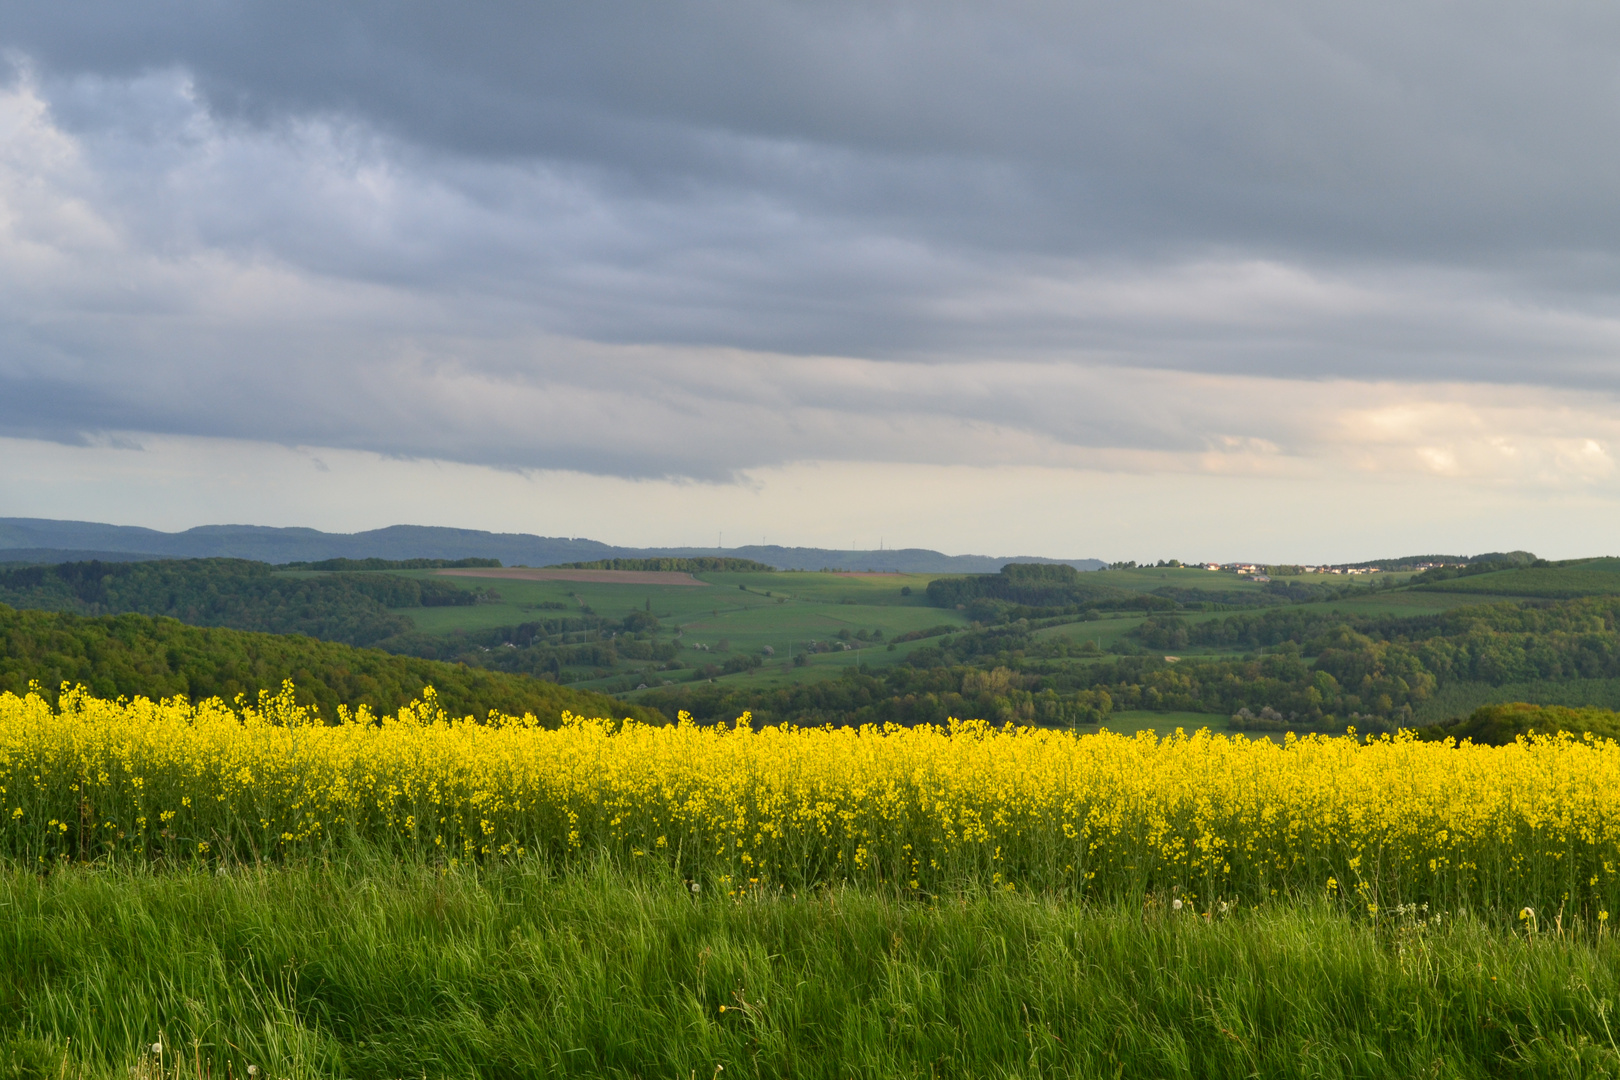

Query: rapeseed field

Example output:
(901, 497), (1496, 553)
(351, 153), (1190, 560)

(4, 682), (1617, 919)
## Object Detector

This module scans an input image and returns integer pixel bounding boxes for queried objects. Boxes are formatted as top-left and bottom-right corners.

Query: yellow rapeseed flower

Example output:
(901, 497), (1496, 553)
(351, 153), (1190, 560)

(0, 682), (1617, 917)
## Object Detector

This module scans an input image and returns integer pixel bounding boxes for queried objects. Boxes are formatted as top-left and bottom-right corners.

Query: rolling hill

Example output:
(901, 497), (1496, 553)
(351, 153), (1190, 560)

(0, 605), (663, 725)
(0, 517), (1104, 574)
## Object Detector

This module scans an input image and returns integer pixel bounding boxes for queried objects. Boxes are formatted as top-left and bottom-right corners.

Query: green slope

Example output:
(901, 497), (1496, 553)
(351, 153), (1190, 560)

(0, 605), (663, 725)
(1413, 557), (1620, 599)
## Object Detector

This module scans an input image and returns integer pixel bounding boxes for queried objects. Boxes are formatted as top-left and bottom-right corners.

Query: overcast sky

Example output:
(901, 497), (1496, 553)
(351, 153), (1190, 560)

(3, 1), (1620, 560)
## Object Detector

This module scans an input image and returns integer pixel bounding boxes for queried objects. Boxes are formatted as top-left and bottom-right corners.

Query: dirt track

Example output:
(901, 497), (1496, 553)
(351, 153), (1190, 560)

(435, 567), (709, 586)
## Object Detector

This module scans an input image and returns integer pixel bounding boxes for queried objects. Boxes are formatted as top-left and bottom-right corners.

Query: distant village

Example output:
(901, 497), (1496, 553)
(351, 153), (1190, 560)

(1199, 560), (1465, 583)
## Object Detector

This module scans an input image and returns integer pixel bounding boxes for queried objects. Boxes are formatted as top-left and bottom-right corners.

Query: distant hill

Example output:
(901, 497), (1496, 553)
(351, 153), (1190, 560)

(0, 518), (1105, 574)
(0, 605), (663, 725)
(0, 548), (166, 565)
(644, 545), (1105, 574)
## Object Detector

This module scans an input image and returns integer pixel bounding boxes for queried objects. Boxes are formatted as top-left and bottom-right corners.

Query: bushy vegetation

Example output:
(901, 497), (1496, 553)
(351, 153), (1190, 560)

(1422, 701), (1620, 745)
(0, 606), (662, 725)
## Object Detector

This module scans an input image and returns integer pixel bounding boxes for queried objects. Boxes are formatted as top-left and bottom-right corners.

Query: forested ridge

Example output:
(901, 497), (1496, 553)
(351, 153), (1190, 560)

(0, 559), (488, 647)
(0, 605), (663, 724)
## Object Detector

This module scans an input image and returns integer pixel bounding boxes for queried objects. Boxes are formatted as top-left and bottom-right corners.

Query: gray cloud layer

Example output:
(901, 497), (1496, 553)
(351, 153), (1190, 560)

(3, 1), (1620, 482)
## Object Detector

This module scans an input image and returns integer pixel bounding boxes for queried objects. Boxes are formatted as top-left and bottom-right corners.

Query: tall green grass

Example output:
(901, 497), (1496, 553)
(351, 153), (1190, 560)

(4, 860), (1619, 1079)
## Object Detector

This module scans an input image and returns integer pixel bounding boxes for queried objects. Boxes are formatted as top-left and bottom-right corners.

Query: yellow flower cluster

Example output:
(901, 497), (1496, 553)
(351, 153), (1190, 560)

(3, 683), (1618, 913)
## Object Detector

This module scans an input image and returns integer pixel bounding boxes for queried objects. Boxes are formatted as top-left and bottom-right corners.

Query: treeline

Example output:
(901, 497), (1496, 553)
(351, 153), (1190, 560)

(1120, 597), (1620, 728)
(282, 557), (501, 571)
(640, 662), (1114, 730)
(378, 610), (681, 682)
(927, 563), (1399, 625)
(1422, 702), (1620, 745)
(549, 558), (776, 573)
(927, 563), (1169, 622)
(1132, 597), (1620, 653)
(0, 605), (663, 725)
(0, 559), (487, 648)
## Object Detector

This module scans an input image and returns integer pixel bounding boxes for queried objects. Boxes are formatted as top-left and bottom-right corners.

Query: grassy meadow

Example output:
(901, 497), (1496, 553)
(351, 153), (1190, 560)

(385, 567), (974, 695)
(8, 861), (1620, 1080)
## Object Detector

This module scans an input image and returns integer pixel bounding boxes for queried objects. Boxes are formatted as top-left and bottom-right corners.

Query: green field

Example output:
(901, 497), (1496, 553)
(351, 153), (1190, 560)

(8, 861), (1619, 1080)
(390, 569), (967, 693)
(1416, 557), (1620, 599)
(1088, 708), (1231, 735)
(403, 570), (947, 640)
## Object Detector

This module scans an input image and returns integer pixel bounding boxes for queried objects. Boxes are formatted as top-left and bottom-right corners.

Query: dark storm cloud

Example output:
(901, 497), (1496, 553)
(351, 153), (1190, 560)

(3, 1), (1620, 479)
(11, 1), (1620, 260)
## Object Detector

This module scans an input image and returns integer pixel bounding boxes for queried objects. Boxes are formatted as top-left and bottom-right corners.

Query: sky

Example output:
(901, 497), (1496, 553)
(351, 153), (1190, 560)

(3, 1), (1620, 561)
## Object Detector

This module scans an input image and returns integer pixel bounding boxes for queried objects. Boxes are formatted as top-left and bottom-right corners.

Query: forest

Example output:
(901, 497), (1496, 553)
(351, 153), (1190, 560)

(0, 558), (491, 647)
(0, 603), (663, 724)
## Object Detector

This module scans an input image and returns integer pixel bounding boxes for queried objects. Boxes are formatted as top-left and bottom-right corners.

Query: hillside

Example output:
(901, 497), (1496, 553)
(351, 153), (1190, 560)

(0, 517), (1105, 573)
(0, 605), (663, 725)
(1413, 557), (1620, 599)
(0, 558), (487, 647)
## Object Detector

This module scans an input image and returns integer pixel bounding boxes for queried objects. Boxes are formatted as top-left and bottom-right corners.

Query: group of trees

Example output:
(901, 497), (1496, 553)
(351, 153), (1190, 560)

(379, 610), (683, 682)
(0, 559), (491, 649)
(1119, 596), (1620, 728)
(0, 605), (664, 724)
(927, 563), (1168, 622)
